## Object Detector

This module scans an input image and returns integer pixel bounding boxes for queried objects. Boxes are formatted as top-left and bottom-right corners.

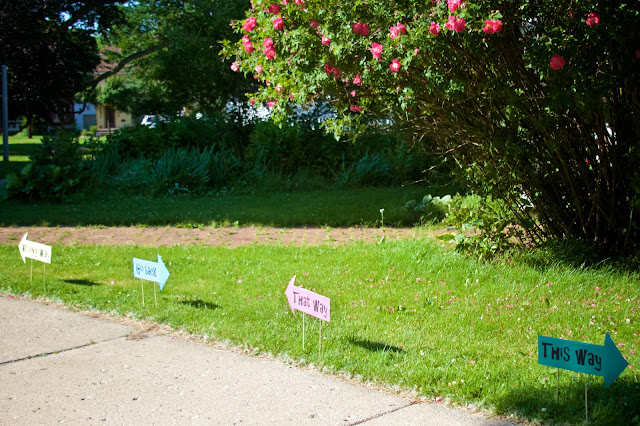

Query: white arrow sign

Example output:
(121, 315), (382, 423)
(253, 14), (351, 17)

(132, 255), (170, 290)
(18, 233), (52, 264)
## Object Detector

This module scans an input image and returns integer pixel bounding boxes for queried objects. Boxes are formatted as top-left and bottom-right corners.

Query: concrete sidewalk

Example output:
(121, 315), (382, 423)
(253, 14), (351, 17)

(0, 296), (515, 425)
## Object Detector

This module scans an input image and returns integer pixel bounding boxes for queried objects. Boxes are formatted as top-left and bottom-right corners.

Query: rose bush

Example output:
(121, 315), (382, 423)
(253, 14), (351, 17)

(223, 0), (640, 255)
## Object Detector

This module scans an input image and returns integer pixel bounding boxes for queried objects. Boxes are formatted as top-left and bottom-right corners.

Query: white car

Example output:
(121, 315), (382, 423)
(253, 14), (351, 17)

(140, 115), (164, 128)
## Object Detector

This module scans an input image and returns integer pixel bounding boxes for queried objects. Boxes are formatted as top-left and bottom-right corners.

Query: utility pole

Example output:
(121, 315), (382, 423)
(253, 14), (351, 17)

(2, 65), (8, 162)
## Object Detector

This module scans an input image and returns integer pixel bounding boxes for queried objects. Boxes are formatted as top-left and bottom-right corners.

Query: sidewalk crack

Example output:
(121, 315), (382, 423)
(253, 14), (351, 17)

(348, 400), (418, 425)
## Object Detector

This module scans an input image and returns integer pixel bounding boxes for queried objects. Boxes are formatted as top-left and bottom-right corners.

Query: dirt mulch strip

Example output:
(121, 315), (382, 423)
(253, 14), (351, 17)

(0, 226), (438, 248)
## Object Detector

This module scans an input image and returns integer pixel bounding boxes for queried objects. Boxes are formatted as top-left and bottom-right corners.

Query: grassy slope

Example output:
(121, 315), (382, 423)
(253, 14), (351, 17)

(0, 135), (42, 178)
(0, 240), (638, 424)
(0, 187), (429, 228)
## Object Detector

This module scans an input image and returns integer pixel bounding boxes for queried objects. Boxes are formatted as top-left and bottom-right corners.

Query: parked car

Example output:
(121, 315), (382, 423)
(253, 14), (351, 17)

(140, 115), (165, 128)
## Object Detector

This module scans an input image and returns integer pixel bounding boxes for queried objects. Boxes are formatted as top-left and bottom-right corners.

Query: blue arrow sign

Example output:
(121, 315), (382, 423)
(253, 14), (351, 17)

(538, 333), (629, 388)
(132, 255), (170, 290)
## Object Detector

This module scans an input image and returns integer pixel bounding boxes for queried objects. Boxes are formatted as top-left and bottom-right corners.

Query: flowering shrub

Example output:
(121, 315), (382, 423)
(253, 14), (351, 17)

(223, 1), (640, 255)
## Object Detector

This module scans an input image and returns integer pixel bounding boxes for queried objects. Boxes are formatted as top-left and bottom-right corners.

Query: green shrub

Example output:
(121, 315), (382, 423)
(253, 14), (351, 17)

(112, 147), (213, 196)
(6, 131), (87, 200)
(405, 194), (452, 223)
(445, 195), (520, 259)
(245, 121), (306, 175)
(81, 125), (99, 137)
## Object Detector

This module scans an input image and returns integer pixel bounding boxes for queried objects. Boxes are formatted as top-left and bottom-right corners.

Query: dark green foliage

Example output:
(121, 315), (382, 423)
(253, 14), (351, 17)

(0, 0), (122, 127)
(3, 114), (441, 199)
(5, 132), (88, 200)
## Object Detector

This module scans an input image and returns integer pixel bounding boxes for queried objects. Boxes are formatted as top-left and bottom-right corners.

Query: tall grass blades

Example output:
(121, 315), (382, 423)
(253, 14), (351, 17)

(330, 152), (391, 187)
(108, 147), (213, 196)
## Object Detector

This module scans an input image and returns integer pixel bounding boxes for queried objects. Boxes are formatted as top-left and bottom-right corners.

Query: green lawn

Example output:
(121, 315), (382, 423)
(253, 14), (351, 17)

(0, 186), (430, 228)
(0, 134), (42, 178)
(0, 240), (637, 424)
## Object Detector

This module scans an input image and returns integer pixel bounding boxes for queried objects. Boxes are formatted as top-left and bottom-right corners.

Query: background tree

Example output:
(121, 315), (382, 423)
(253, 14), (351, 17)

(223, 0), (640, 256)
(0, 0), (124, 134)
(99, 0), (253, 117)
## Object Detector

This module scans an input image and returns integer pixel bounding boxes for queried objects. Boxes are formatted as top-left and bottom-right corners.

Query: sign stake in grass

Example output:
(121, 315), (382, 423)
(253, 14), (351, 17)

(18, 233), (52, 287)
(585, 380), (589, 423)
(319, 320), (322, 357)
(556, 368), (560, 404)
(285, 275), (331, 354)
(133, 255), (170, 308)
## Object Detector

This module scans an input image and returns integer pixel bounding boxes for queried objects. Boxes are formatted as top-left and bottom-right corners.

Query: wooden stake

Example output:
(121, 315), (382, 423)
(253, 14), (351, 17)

(556, 369), (560, 403)
(585, 381), (589, 424)
(302, 313), (306, 351)
(153, 282), (157, 308)
(42, 263), (46, 291)
(141, 279), (145, 306)
(30, 259), (33, 286)
(318, 319), (322, 357)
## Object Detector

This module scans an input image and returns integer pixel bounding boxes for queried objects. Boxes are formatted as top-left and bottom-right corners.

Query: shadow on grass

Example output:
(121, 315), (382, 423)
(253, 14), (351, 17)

(348, 338), (405, 353)
(179, 299), (221, 311)
(64, 279), (101, 287)
(493, 377), (640, 424)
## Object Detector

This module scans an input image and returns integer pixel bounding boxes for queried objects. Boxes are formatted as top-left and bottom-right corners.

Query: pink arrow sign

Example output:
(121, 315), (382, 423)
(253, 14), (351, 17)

(285, 275), (330, 322)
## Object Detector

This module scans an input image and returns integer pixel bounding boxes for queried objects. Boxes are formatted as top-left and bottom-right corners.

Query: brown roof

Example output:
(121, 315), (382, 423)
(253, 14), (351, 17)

(94, 46), (125, 74)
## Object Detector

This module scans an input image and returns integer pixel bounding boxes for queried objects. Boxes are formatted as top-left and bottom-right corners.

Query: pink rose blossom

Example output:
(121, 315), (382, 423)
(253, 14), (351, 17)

(332, 67), (342, 79)
(482, 20), (502, 34)
(350, 104), (362, 112)
(242, 35), (254, 53)
(324, 62), (333, 74)
(295, 0), (304, 4)
(231, 61), (240, 72)
(550, 54), (565, 70)
(281, 0), (287, 4)
(389, 22), (407, 39)
(447, 0), (461, 12)
(250, 98), (255, 105)
(370, 42), (383, 60)
(351, 90), (357, 97)
(586, 12), (600, 27)
(321, 34), (330, 45)
(353, 73), (362, 86)
(389, 58), (401, 72)
(454, 17), (466, 32)
(352, 21), (371, 35)
(267, 100), (277, 108)
(445, 16), (455, 31)
(273, 17), (284, 30)
(263, 39), (276, 59)
(264, 48), (276, 59)
(275, 83), (283, 92)
(243, 17), (257, 32)
(310, 19), (320, 28)
(255, 64), (263, 74)
(429, 22), (441, 35)
(268, 4), (281, 14)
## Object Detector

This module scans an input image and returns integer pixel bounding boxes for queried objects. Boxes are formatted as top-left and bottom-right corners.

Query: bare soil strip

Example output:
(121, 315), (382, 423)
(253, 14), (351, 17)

(0, 226), (433, 247)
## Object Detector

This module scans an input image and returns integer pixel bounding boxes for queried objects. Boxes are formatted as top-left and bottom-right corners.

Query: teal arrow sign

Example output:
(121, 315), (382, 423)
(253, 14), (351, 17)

(538, 333), (629, 388)
(132, 255), (170, 290)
